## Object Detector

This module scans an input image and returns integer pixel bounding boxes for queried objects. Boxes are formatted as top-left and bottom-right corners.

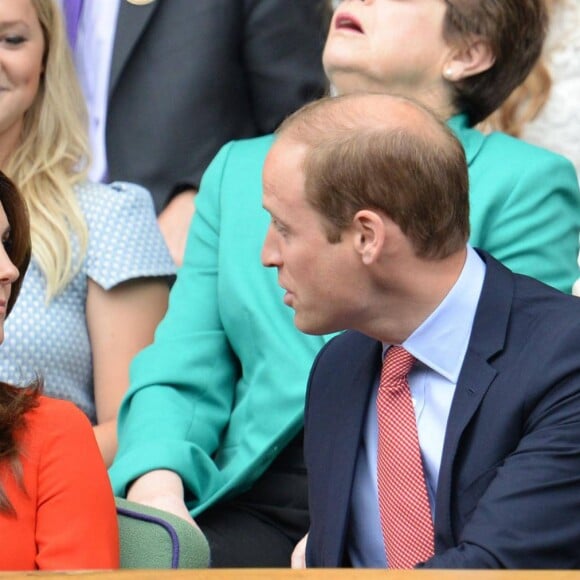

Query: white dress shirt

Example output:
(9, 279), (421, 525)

(348, 245), (486, 567)
(62, 0), (121, 182)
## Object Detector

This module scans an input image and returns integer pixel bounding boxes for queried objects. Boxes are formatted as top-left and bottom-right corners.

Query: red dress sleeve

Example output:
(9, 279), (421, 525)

(32, 397), (119, 570)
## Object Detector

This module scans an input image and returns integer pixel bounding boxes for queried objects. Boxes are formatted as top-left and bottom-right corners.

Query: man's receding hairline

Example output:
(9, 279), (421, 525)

(277, 94), (452, 152)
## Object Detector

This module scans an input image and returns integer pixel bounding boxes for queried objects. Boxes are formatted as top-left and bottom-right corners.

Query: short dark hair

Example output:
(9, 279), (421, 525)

(443, 0), (548, 125)
(0, 171), (31, 315)
(278, 94), (470, 260)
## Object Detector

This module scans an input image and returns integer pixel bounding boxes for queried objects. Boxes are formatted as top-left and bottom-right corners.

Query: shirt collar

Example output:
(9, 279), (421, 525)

(395, 246), (486, 382)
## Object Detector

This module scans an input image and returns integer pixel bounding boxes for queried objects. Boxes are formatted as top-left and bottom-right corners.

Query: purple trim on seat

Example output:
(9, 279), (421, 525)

(117, 506), (180, 568)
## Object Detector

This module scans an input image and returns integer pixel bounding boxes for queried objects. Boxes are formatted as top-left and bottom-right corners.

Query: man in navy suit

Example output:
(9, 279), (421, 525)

(261, 93), (580, 569)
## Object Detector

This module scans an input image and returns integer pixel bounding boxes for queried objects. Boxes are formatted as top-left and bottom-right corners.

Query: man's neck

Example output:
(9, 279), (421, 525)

(358, 249), (468, 345)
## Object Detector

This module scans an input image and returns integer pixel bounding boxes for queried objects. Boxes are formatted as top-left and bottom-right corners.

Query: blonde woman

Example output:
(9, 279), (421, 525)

(0, 0), (175, 466)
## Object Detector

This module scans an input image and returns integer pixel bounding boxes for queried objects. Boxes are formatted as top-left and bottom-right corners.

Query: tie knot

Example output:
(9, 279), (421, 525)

(381, 346), (415, 385)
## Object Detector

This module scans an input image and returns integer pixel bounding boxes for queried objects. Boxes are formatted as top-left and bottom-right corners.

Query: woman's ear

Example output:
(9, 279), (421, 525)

(443, 38), (495, 82)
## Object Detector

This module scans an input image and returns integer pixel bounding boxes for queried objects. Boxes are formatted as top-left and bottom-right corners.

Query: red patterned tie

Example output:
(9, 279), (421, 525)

(376, 346), (434, 568)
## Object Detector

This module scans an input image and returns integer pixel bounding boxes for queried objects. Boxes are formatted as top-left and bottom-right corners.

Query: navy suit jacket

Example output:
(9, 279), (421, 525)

(304, 251), (580, 569)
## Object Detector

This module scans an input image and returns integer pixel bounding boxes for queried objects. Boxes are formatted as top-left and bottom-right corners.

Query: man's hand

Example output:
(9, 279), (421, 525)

(291, 532), (309, 568)
(127, 469), (200, 530)
(157, 190), (196, 267)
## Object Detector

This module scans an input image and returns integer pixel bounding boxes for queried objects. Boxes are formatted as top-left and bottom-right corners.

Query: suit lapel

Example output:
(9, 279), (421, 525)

(109, 0), (158, 96)
(322, 336), (382, 566)
(435, 251), (514, 547)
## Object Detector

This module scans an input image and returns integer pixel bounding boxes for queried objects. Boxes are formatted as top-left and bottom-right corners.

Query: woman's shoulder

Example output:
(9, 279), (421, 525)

(74, 181), (175, 287)
(452, 114), (574, 171)
(223, 134), (275, 156)
(468, 125), (577, 179)
(25, 396), (91, 435)
(484, 130), (572, 162)
(74, 180), (156, 215)
(16, 396), (93, 462)
(199, 135), (275, 201)
(210, 134), (275, 171)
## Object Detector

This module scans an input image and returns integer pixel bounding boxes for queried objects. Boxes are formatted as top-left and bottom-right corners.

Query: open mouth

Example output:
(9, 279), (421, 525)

(335, 13), (364, 33)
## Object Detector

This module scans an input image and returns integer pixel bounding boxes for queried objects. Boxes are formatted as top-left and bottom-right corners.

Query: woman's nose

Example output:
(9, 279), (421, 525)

(0, 251), (19, 286)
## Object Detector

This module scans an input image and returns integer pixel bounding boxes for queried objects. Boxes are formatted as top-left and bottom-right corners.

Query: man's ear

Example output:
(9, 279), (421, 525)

(443, 38), (495, 82)
(352, 210), (385, 265)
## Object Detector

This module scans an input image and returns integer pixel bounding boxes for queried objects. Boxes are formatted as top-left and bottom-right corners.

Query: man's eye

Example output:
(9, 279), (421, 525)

(273, 221), (289, 237)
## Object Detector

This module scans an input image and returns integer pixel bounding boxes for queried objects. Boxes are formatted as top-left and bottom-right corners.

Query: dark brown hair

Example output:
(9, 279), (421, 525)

(0, 171), (40, 515)
(443, 0), (548, 125)
(279, 95), (470, 260)
(0, 172), (32, 315)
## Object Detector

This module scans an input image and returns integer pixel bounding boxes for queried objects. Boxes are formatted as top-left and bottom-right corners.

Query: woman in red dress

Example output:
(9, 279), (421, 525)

(0, 171), (119, 570)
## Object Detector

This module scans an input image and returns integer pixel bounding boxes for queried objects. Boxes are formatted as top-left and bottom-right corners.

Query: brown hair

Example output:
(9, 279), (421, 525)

(0, 172), (31, 316)
(278, 95), (470, 260)
(0, 172), (40, 515)
(443, 0), (548, 125)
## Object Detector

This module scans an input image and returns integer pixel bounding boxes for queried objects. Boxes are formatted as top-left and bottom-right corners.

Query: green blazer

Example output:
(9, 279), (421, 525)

(110, 136), (328, 514)
(110, 119), (580, 515)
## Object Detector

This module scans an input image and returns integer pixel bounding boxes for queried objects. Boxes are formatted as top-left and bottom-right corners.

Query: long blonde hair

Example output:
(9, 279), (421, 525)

(4, 0), (90, 300)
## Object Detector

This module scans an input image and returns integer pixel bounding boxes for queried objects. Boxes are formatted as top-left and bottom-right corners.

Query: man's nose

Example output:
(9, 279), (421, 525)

(261, 225), (282, 268)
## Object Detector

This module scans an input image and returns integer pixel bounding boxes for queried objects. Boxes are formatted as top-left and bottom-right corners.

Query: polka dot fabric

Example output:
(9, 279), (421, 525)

(0, 181), (175, 423)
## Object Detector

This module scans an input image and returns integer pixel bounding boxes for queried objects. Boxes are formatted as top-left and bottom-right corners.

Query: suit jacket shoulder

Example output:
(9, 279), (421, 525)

(429, 253), (580, 568)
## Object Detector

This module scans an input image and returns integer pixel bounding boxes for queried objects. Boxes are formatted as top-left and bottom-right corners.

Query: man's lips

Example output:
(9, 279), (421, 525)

(279, 282), (294, 305)
(283, 292), (294, 306)
(334, 12), (364, 33)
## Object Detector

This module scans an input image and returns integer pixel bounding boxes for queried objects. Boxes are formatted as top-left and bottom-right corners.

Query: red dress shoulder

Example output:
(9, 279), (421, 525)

(0, 396), (119, 570)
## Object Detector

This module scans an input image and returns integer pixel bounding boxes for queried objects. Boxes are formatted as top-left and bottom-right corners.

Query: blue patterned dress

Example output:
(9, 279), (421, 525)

(0, 181), (176, 422)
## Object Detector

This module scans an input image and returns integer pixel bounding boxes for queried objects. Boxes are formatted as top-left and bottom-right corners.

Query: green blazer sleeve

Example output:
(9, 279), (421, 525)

(109, 136), (331, 514)
(452, 116), (580, 293)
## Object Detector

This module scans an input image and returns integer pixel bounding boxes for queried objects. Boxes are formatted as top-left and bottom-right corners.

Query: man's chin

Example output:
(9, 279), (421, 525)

(295, 314), (338, 337)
